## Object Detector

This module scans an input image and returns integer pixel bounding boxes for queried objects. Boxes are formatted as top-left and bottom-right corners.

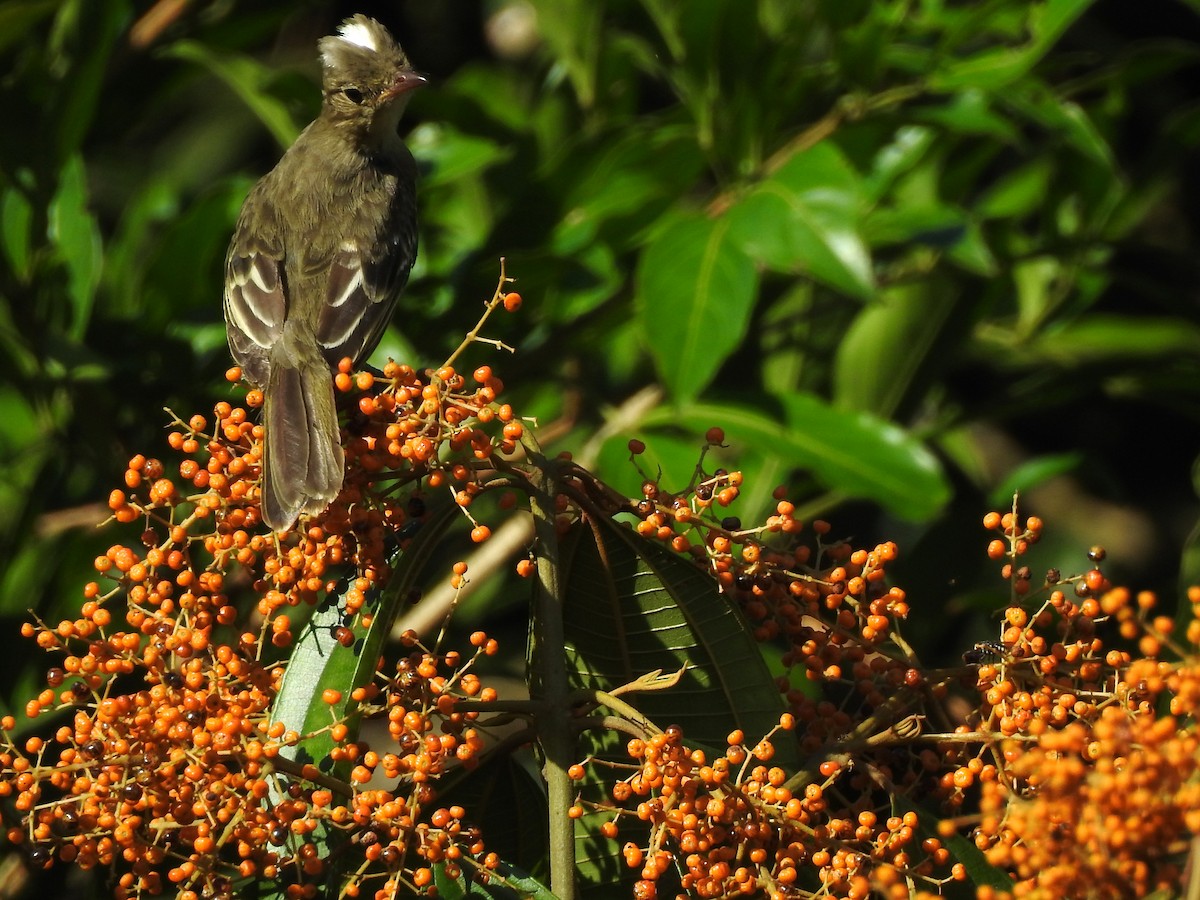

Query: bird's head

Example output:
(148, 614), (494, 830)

(318, 15), (426, 141)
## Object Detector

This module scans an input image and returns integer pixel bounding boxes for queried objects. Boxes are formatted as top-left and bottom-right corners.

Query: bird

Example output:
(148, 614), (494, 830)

(223, 15), (425, 532)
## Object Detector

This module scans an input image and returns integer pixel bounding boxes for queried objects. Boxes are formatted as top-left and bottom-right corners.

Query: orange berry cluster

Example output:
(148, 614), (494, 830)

(579, 719), (964, 900)
(621, 432), (916, 728)
(559, 437), (976, 897)
(961, 509), (1200, 897)
(0, 339), (524, 897)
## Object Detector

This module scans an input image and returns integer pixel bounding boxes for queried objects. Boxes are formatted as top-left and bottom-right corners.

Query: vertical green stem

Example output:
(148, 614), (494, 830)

(523, 435), (577, 900)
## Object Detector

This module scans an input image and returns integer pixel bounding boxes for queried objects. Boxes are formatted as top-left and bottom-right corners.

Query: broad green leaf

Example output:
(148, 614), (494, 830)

(53, 0), (126, 159)
(728, 143), (874, 300)
(645, 397), (950, 521)
(554, 517), (791, 892)
(638, 0), (685, 60)
(163, 40), (301, 149)
(559, 518), (790, 754)
(863, 204), (967, 249)
(434, 752), (549, 881)
(833, 280), (961, 418)
(595, 431), (709, 504)
(758, 281), (815, 395)
(264, 503), (459, 900)
(550, 243), (623, 320)
(48, 154), (102, 338)
(635, 213), (758, 401)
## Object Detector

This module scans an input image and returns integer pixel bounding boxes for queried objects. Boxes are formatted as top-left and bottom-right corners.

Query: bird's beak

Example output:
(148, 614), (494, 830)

(384, 70), (428, 100)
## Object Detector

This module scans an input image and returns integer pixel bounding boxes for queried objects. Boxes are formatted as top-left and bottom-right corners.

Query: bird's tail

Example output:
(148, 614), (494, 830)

(260, 355), (344, 532)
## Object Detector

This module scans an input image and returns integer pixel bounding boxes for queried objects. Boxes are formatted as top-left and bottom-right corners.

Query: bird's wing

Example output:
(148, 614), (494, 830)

(316, 161), (418, 368)
(224, 194), (287, 387)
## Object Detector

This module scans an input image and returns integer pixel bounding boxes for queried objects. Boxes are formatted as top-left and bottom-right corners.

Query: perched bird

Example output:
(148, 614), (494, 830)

(224, 15), (425, 532)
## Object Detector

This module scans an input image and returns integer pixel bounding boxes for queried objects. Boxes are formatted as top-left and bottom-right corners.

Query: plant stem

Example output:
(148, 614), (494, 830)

(523, 432), (577, 900)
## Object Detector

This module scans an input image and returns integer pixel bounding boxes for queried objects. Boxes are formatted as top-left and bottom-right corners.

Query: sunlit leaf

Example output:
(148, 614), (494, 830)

(644, 397), (950, 521)
(48, 154), (102, 339)
(636, 213), (758, 401)
(728, 143), (875, 299)
(270, 504), (459, 773)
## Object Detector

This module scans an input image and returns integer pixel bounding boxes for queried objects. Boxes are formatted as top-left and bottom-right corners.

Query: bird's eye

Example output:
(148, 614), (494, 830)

(342, 88), (365, 104)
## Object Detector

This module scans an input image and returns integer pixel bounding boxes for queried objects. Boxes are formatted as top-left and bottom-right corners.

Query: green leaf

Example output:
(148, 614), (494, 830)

(523, 0), (602, 108)
(409, 123), (515, 190)
(163, 40), (301, 149)
(1003, 93), (1115, 169)
(914, 89), (1022, 142)
(863, 204), (967, 249)
(556, 517), (791, 892)
(1026, 315), (1200, 364)
(435, 752), (549, 881)
(53, 0), (126, 159)
(976, 159), (1054, 220)
(270, 503), (459, 773)
(635, 213), (758, 401)
(48, 154), (102, 338)
(594, 432), (714, 505)
(561, 519), (789, 752)
(553, 127), (706, 255)
(897, 796), (1014, 891)
(929, 0), (1096, 91)
(727, 143), (874, 299)
(990, 453), (1083, 507)
(833, 280), (961, 418)
(646, 397), (950, 521)
(433, 858), (560, 899)
(863, 125), (937, 203)
(1, 187), (34, 282)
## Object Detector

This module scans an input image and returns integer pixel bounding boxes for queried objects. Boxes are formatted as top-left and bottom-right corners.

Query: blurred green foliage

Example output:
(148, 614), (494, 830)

(2, 0), (1200, 892)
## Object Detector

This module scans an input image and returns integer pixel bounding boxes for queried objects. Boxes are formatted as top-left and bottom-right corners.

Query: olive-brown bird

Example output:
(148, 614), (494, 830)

(224, 15), (424, 532)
